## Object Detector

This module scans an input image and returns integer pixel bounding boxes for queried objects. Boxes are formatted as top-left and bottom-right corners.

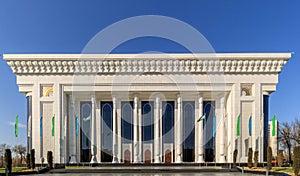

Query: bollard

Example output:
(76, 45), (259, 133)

(242, 166), (244, 174)
(266, 166), (269, 176)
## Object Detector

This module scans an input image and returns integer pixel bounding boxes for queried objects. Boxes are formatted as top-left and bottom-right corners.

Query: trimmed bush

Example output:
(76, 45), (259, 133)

(293, 146), (300, 176)
(233, 149), (238, 167)
(30, 149), (35, 169)
(254, 151), (259, 167)
(247, 148), (253, 168)
(47, 151), (53, 169)
(278, 150), (284, 167)
(26, 153), (31, 169)
(267, 146), (273, 170)
(4, 149), (12, 173)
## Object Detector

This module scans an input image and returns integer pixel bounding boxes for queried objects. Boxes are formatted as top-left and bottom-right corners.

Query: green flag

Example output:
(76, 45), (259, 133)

(236, 114), (240, 136)
(83, 115), (91, 122)
(51, 115), (55, 137)
(272, 114), (276, 136)
(15, 115), (19, 137)
(197, 114), (206, 122)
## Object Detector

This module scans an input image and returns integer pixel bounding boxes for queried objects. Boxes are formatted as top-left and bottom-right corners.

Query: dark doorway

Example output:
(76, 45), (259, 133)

(142, 101), (154, 163)
(183, 101), (195, 162)
(121, 101), (133, 163)
(101, 102), (113, 162)
(203, 101), (215, 162)
(162, 101), (174, 163)
(80, 102), (92, 162)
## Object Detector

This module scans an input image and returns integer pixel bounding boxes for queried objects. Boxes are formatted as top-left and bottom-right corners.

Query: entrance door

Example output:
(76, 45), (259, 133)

(183, 101), (195, 162)
(145, 149), (151, 163)
(101, 102), (113, 162)
(121, 102), (133, 163)
(142, 101), (154, 163)
(203, 101), (215, 162)
(80, 102), (92, 162)
(162, 101), (174, 163)
(165, 150), (172, 164)
(124, 150), (131, 164)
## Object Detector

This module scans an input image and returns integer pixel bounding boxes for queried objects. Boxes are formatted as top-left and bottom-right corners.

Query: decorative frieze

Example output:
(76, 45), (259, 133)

(4, 53), (290, 75)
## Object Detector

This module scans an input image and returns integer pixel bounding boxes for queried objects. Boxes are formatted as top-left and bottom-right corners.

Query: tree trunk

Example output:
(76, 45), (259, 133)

(288, 144), (292, 165)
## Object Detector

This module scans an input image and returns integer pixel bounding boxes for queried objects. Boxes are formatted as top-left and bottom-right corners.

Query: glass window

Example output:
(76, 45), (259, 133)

(121, 101), (133, 143)
(142, 101), (154, 143)
(162, 101), (174, 144)
(101, 102), (113, 162)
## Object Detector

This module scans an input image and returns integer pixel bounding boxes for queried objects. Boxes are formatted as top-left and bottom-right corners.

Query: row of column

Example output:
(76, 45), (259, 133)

(68, 93), (226, 163)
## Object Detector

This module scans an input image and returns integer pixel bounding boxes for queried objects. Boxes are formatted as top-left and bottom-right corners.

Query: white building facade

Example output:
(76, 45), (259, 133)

(4, 53), (290, 164)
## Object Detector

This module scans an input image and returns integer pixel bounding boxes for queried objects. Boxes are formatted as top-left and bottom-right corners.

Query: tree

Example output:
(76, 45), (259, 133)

(267, 146), (273, 170)
(291, 117), (300, 145)
(247, 148), (253, 168)
(278, 150), (284, 167)
(293, 146), (300, 176)
(12, 145), (26, 165)
(4, 149), (12, 173)
(30, 149), (35, 169)
(233, 149), (238, 167)
(254, 151), (259, 167)
(47, 151), (53, 169)
(279, 122), (293, 164)
(0, 144), (10, 167)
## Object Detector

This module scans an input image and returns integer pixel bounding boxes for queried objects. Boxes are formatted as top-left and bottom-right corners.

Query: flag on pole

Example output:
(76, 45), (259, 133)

(272, 114), (276, 136)
(197, 114), (206, 122)
(51, 115), (55, 137)
(248, 115), (252, 136)
(236, 114), (241, 136)
(40, 116), (43, 137)
(15, 115), (19, 137)
(75, 116), (79, 137)
(83, 115), (91, 122)
(213, 115), (216, 138)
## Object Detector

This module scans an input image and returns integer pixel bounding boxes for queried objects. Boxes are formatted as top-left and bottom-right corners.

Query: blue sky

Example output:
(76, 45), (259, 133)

(0, 0), (299, 146)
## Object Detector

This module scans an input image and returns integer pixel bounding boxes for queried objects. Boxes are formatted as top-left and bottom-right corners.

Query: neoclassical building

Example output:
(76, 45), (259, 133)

(4, 53), (290, 164)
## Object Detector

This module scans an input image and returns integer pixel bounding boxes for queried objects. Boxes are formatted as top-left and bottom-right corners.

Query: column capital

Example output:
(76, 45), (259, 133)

(177, 94), (182, 102)
(26, 92), (32, 97)
(91, 94), (96, 101)
(155, 95), (160, 102)
(133, 93), (139, 99)
(198, 93), (203, 98)
(263, 91), (269, 95)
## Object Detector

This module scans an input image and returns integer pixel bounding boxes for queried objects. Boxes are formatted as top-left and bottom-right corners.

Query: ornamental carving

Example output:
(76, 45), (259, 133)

(5, 55), (289, 75)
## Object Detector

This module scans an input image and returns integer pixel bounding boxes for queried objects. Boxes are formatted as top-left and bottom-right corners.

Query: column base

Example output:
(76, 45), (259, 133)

(90, 155), (98, 164)
(154, 156), (161, 163)
(112, 156), (119, 163)
(196, 154), (205, 163)
(219, 155), (226, 163)
(69, 155), (77, 164)
(133, 156), (139, 163)
(175, 155), (182, 163)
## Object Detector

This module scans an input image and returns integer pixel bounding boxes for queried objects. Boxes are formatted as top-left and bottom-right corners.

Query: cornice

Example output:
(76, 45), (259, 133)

(4, 53), (291, 74)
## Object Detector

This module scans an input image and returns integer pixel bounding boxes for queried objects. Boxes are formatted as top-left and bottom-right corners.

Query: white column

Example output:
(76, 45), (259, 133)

(154, 96), (161, 163)
(69, 95), (77, 163)
(175, 94), (183, 163)
(219, 95), (226, 163)
(133, 94), (139, 163)
(112, 96), (119, 163)
(197, 95), (205, 163)
(90, 95), (98, 163)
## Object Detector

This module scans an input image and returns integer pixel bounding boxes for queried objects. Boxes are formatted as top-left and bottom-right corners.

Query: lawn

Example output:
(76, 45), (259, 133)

(272, 167), (294, 174)
(0, 167), (27, 173)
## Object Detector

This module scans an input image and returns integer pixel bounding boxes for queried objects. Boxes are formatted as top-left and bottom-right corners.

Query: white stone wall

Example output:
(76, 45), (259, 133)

(3, 53), (290, 164)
